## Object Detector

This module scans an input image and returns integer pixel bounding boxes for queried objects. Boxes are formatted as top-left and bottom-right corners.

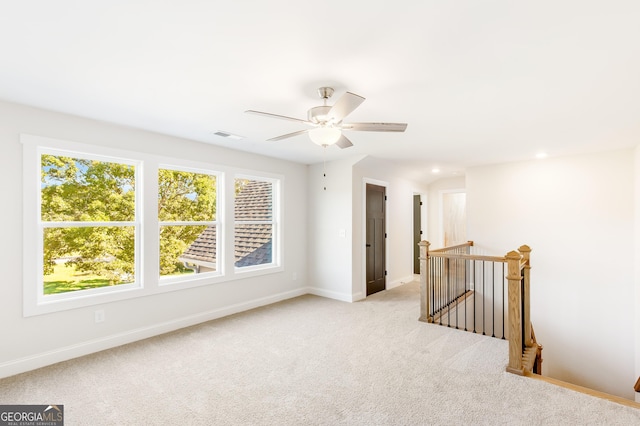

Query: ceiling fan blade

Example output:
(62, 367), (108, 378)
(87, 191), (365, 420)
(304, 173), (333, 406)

(245, 110), (311, 125)
(342, 122), (408, 132)
(328, 92), (365, 122)
(335, 134), (354, 149)
(267, 129), (310, 141)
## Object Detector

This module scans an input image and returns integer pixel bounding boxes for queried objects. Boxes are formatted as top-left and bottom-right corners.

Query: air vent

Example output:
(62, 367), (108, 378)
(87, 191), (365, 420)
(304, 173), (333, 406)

(213, 131), (243, 140)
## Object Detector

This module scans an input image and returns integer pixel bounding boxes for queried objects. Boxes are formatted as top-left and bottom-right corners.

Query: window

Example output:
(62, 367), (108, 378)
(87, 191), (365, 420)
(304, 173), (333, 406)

(40, 151), (140, 298)
(23, 134), (283, 316)
(234, 177), (276, 270)
(158, 167), (219, 280)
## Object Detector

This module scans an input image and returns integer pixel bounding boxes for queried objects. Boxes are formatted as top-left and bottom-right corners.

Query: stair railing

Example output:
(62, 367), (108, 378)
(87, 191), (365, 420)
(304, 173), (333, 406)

(419, 240), (542, 375)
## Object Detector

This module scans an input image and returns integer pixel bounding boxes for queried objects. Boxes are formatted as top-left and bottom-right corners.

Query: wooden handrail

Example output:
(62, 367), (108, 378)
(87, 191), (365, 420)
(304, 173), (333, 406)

(430, 241), (474, 252)
(429, 252), (506, 263)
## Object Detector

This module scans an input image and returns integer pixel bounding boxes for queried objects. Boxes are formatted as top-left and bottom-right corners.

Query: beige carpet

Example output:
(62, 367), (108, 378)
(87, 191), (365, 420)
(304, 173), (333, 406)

(1, 281), (639, 425)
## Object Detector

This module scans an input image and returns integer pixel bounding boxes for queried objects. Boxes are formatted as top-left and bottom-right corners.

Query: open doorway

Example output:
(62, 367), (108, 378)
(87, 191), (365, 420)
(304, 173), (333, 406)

(441, 191), (466, 246)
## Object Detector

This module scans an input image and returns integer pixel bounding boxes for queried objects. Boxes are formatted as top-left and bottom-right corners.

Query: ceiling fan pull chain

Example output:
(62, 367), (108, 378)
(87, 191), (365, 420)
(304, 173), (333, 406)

(323, 146), (327, 191)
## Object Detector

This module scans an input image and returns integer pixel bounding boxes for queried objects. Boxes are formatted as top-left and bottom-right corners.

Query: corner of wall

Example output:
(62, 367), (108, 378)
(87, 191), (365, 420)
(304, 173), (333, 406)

(634, 145), (640, 402)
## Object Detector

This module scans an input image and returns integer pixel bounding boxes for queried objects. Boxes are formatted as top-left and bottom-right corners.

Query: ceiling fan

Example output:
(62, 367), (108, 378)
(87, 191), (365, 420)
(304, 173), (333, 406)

(246, 87), (408, 149)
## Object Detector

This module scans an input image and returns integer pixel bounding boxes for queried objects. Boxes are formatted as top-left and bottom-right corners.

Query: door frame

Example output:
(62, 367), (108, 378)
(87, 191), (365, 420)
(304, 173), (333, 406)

(413, 191), (428, 275)
(361, 178), (389, 298)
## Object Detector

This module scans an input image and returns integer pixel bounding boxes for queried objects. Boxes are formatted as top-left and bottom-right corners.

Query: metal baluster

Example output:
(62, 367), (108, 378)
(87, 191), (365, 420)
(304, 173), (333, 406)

(521, 270), (525, 352)
(491, 262), (496, 338)
(482, 261), (486, 336)
(438, 257), (442, 325)
(502, 262), (506, 340)
(453, 257), (458, 330)
(441, 256), (445, 323)
(429, 257), (432, 317)
(473, 261), (478, 333)
(432, 257), (436, 318)
(432, 257), (437, 320)
(447, 257), (451, 327)
(439, 256), (443, 324)
(464, 258), (470, 332)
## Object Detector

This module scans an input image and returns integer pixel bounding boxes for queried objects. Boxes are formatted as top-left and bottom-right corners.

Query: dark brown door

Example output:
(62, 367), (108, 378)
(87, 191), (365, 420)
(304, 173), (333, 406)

(413, 195), (422, 274)
(366, 184), (386, 296)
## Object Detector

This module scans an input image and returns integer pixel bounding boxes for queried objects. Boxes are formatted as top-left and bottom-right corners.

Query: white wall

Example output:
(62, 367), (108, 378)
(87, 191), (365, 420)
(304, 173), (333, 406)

(466, 149), (635, 399)
(0, 100), (308, 377)
(635, 146), (640, 403)
(307, 158), (358, 301)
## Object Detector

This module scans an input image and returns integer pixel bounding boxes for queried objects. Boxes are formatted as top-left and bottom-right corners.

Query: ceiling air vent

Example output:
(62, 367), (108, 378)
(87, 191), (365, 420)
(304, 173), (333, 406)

(213, 131), (243, 140)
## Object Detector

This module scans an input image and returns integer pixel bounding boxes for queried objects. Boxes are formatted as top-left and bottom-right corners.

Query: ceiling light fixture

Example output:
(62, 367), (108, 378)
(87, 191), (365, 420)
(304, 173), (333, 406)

(309, 126), (341, 147)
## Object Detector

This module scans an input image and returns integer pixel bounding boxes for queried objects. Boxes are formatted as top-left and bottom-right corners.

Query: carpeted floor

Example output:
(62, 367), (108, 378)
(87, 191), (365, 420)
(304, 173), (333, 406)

(1, 280), (639, 425)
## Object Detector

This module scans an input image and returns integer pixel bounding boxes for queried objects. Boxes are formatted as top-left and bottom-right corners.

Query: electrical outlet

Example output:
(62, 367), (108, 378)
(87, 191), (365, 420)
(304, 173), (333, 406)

(95, 309), (105, 323)
(292, 272), (297, 281)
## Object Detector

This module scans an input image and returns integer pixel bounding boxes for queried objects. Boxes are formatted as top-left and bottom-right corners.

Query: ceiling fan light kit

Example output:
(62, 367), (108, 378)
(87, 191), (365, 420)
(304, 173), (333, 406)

(246, 87), (408, 149)
(309, 126), (342, 146)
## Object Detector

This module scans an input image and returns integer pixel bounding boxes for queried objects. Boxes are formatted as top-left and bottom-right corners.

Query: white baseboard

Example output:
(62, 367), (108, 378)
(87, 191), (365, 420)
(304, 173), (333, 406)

(351, 291), (365, 302)
(1, 282), (404, 379)
(308, 278), (414, 303)
(306, 286), (354, 303)
(387, 275), (417, 290)
(0, 287), (308, 380)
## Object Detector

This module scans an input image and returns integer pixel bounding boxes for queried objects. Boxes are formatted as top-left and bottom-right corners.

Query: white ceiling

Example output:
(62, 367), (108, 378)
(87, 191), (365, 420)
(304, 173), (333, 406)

(1, 1), (639, 182)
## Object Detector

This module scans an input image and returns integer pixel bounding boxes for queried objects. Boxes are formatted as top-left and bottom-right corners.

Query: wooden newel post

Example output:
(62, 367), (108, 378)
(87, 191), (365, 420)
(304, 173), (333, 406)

(419, 241), (431, 323)
(519, 245), (532, 347)
(506, 250), (523, 374)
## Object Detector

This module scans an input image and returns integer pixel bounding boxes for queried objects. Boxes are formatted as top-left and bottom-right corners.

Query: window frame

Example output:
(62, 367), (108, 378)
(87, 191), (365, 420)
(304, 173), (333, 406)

(22, 134), (284, 317)
(233, 174), (281, 273)
(23, 136), (145, 316)
(157, 164), (222, 285)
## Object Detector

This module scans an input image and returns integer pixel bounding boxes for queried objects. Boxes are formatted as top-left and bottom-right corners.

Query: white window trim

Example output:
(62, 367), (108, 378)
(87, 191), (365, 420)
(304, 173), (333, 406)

(233, 174), (281, 274)
(157, 164), (222, 285)
(39, 148), (142, 302)
(23, 135), (146, 316)
(22, 134), (284, 317)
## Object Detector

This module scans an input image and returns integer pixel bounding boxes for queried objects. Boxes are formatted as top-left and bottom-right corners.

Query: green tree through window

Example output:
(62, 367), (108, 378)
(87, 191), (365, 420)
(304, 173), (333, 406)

(41, 157), (222, 292)
(41, 154), (136, 293)
(158, 168), (217, 277)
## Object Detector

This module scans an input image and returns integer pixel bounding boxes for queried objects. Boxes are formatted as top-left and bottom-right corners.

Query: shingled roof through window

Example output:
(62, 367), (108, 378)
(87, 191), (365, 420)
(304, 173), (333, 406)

(179, 180), (273, 270)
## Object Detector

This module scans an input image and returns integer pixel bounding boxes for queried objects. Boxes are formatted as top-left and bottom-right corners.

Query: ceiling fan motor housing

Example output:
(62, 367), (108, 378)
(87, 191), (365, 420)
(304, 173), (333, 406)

(308, 105), (333, 124)
(317, 87), (334, 100)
